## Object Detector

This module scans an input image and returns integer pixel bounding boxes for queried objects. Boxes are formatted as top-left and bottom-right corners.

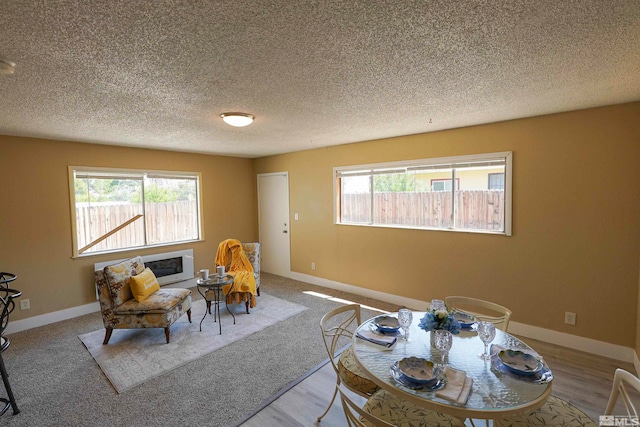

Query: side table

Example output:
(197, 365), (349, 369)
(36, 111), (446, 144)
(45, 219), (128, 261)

(196, 274), (235, 335)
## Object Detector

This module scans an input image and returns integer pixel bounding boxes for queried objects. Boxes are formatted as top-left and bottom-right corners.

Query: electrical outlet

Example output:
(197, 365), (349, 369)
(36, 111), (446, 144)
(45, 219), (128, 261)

(311, 262), (316, 270)
(20, 299), (30, 310)
(565, 311), (576, 325)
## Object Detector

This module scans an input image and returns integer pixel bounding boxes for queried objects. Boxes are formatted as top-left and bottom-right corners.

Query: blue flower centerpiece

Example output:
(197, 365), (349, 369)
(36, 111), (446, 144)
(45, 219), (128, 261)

(418, 309), (461, 335)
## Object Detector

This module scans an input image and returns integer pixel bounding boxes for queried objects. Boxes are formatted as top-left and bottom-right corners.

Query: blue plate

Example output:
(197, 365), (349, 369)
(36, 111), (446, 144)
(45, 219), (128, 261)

(390, 361), (445, 391)
(373, 315), (400, 333)
(452, 311), (476, 328)
(369, 323), (402, 337)
(397, 357), (439, 385)
(498, 350), (543, 376)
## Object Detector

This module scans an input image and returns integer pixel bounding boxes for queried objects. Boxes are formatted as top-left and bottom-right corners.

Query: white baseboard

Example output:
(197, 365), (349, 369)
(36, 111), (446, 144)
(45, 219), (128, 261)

(507, 321), (634, 364)
(6, 301), (101, 335)
(290, 271), (637, 364)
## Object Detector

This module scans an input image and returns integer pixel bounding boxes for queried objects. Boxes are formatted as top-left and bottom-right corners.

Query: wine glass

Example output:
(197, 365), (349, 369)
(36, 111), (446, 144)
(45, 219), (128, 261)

(397, 309), (413, 341)
(430, 299), (446, 311)
(477, 321), (496, 360)
(434, 329), (453, 367)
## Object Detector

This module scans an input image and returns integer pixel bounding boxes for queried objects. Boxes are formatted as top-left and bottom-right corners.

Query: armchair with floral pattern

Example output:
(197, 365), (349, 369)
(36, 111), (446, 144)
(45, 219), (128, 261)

(94, 256), (192, 344)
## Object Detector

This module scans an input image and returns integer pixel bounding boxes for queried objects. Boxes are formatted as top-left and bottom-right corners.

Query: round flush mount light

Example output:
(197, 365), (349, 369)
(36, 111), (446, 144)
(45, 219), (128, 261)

(0, 58), (16, 75)
(220, 112), (254, 127)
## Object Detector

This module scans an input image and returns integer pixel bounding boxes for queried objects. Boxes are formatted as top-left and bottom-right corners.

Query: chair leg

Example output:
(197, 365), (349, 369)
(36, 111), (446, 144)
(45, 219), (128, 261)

(164, 327), (170, 344)
(257, 287), (260, 296)
(102, 328), (113, 345)
(206, 301), (211, 314)
(246, 300), (250, 314)
(187, 308), (192, 323)
(317, 380), (340, 422)
(0, 353), (20, 415)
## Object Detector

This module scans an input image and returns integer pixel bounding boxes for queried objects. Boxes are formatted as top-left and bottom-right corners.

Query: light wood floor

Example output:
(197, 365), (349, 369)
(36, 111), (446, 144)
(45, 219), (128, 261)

(239, 336), (637, 426)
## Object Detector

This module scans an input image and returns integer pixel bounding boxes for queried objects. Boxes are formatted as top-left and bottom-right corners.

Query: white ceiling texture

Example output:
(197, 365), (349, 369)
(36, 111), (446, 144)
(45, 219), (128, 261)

(0, 1), (638, 158)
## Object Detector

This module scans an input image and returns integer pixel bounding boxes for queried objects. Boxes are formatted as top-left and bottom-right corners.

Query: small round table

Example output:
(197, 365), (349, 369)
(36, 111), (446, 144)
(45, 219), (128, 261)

(196, 274), (235, 335)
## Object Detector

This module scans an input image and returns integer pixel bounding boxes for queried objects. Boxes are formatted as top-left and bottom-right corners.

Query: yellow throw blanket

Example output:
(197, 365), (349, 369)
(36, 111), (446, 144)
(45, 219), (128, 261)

(215, 239), (257, 308)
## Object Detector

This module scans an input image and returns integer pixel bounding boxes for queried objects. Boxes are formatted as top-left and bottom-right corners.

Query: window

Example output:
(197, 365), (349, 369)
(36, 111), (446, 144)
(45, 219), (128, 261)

(335, 152), (512, 235)
(488, 173), (505, 190)
(431, 179), (460, 192)
(69, 167), (202, 257)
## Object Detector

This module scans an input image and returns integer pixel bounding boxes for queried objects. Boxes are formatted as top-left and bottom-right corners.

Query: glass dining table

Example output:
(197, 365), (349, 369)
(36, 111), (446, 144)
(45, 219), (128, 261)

(352, 312), (552, 422)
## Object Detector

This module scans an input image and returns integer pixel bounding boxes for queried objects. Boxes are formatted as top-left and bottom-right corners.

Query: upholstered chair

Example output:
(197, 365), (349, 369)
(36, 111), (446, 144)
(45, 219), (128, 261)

(95, 256), (192, 344)
(362, 389), (466, 426)
(241, 242), (261, 296)
(497, 367), (640, 426)
(205, 241), (260, 314)
(495, 395), (596, 426)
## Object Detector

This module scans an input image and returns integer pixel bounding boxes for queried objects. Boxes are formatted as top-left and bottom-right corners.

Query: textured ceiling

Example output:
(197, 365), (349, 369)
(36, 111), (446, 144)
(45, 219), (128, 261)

(0, 1), (638, 158)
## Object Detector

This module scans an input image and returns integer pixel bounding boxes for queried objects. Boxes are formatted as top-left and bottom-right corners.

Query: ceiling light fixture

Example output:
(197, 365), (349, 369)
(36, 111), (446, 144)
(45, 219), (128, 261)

(220, 112), (254, 127)
(0, 58), (16, 75)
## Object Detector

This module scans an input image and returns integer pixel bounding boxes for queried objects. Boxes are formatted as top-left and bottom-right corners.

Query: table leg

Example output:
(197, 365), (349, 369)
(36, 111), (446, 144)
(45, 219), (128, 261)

(197, 286), (207, 332)
(215, 287), (221, 335)
(225, 298), (236, 325)
(196, 282), (234, 334)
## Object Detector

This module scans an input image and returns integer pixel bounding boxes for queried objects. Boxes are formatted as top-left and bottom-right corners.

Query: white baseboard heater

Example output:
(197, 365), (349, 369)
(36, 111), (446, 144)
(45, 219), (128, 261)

(94, 248), (195, 287)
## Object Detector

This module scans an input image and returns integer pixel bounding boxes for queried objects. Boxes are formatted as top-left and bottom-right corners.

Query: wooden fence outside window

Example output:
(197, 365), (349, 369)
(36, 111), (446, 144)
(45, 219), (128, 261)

(76, 201), (198, 253)
(341, 190), (504, 231)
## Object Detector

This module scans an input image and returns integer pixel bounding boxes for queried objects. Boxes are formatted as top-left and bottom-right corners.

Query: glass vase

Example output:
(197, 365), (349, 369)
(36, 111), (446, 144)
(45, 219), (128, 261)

(430, 330), (437, 349)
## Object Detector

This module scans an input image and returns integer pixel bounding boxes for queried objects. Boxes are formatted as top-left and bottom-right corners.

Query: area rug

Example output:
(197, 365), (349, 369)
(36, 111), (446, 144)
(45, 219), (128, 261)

(78, 293), (307, 393)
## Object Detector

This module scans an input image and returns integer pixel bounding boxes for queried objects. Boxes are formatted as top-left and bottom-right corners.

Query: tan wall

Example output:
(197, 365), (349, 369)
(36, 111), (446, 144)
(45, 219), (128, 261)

(637, 251), (640, 358)
(0, 136), (257, 321)
(254, 102), (640, 347)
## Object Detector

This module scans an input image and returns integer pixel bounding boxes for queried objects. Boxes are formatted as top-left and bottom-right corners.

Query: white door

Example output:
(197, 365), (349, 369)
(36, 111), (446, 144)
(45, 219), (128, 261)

(258, 173), (291, 276)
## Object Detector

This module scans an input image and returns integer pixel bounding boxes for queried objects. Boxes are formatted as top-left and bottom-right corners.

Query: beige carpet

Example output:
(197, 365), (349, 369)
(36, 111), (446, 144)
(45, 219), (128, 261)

(79, 293), (307, 393)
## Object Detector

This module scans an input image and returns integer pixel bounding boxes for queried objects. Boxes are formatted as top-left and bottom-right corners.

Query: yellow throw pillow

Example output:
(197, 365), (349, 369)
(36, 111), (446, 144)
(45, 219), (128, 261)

(129, 267), (160, 302)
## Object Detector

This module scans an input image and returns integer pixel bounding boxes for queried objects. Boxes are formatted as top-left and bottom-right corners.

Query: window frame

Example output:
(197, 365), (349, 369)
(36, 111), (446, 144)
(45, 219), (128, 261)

(68, 166), (204, 258)
(333, 151), (513, 236)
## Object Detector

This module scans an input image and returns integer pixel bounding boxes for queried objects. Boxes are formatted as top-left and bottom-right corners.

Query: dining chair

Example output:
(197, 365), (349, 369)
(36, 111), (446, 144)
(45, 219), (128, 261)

(494, 395), (596, 426)
(317, 304), (380, 422)
(363, 388), (466, 426)
(604, 368), (640, 417)
(498, 368), (640, 426)
(337, 382), (394, 427)
(445, 296), (512, 331)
